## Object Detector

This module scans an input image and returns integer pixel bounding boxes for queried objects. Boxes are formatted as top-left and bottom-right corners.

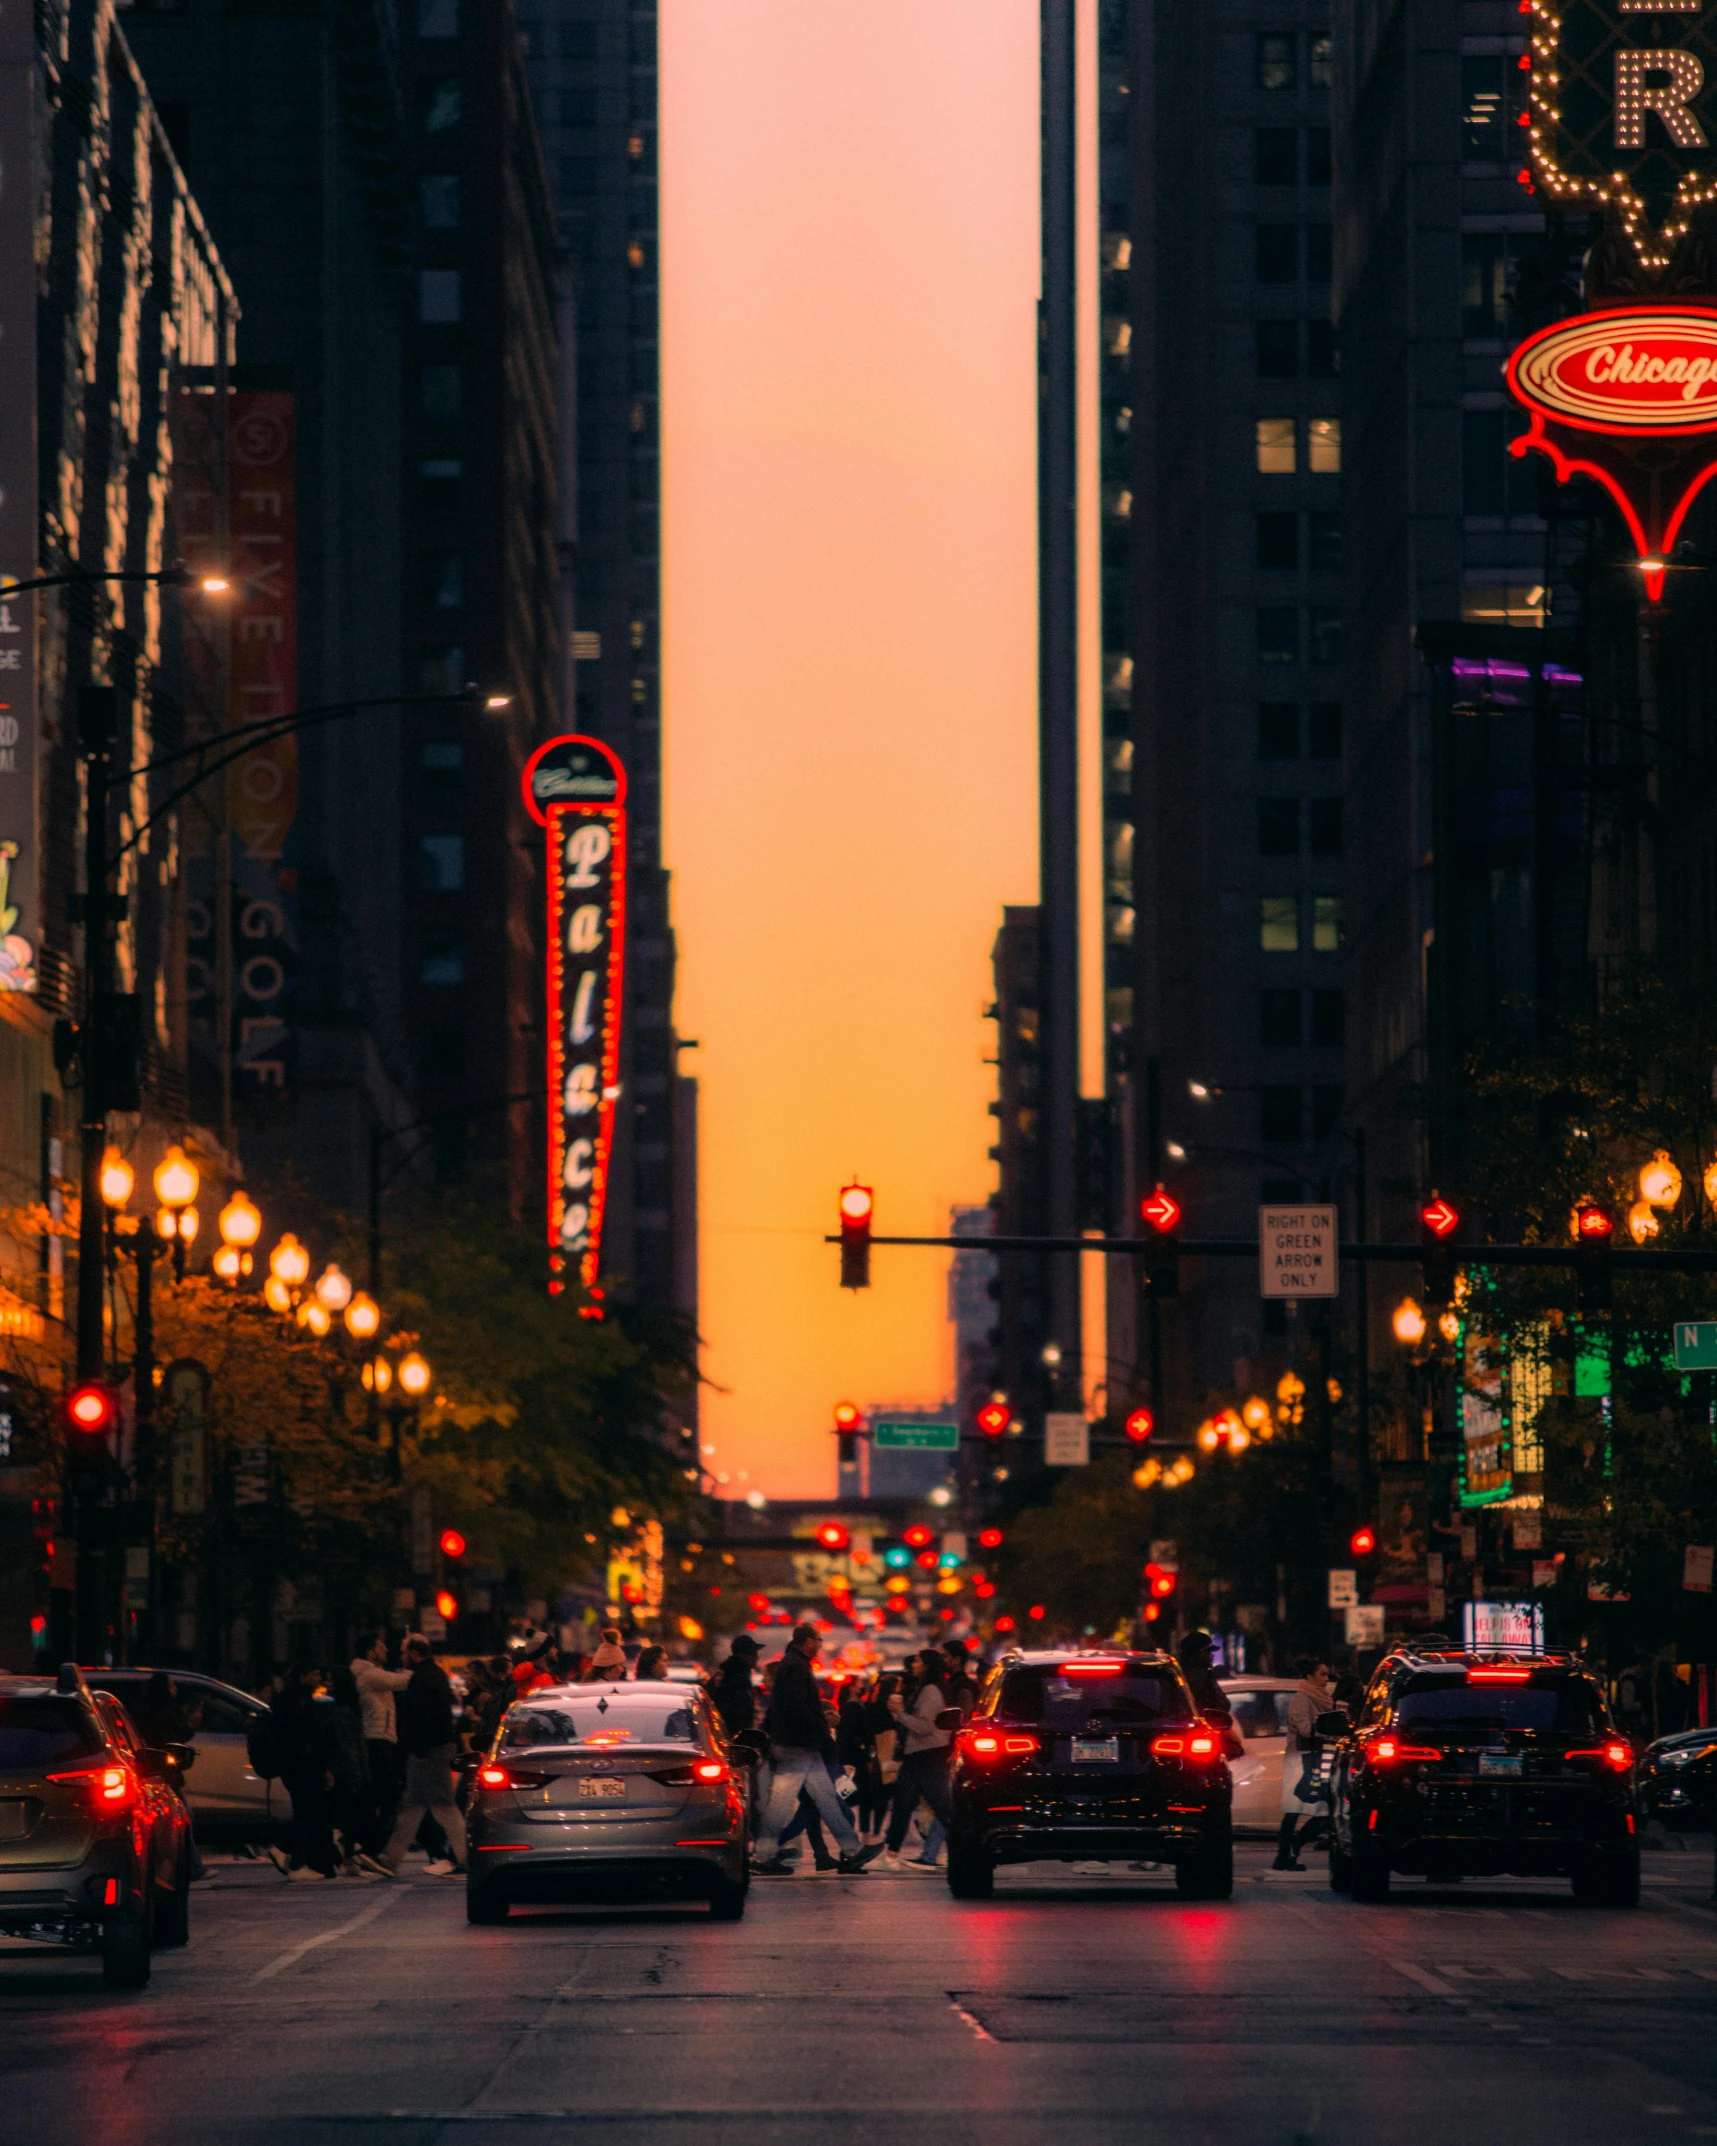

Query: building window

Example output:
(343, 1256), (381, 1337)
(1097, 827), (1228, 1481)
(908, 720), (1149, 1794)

(1309, 35), (1333, 89)
(427, 554), (463, 609)
(418, 457), (462, 507)
(1257, 511), (1299, 569)
(1257, 224), (1298, 282)
(419, 739), (464, 775)
(1462, 408), (1533, 518)
(1259, 799), (1301, 856)
(1257, 319), (1298, 377)
(419, 269), (461, 323)
(421, 174), (461, 229)
(1261, 896), (1300, 953)
(1261, 1086), (1303, 1144)
(1261, 988), (1302, 1048)
(419, 835), (465, 892)
(1256, 126), (1297, 184)
(1258, 606), (1299, 664)
(1256, 418), (1297, 474)
(421, 936), (465, 986)
(1259, 702), (1299, 759)
(1311, 989), (1345, 1048)
(420, 364), (462, 419)
(423, 78), (460, 131)
(1462, 55), (1515, 161)
(1308, 701), (1343, 759)
(1305, 223), (1333, 282)
(1308, 417), (1341, 473)
(1306, 126), (1332, 185)
(1312, 896), (1344, 952)
(1460, 582), (1546, 627)
(419, 0), (457, 32)
(1308, 605), (1343, 666)
(1462, 232), (1518, 337)
(1312, 1084), (1344, 1139)
(1258, 32), (1297, 91)
(1308, 511), (1342, 571)
(417, 646), (465, 694)
(1306, 320), (1339, 377)
(1309, 797), (1344, 855)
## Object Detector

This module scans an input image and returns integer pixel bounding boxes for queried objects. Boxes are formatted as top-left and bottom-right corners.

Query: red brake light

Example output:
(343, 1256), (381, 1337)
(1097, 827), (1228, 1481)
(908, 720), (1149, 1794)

(1568, 1744), (1633, 1771)
(903, 1525), (934, 1550)
(977, 1527), (1004, 1549)
(1468, 1667), (1533, 1683)
(478, 1765), (509, 1788)
(1061, 1661), (1125, 1677)
(49, 1763), (136, 1810)
(960, 1729), (1038, 1762)
(1188, 1733), (1216, 1756)
(1370, 1737), (1440, 1765)
(693, 1760), (728, 1782)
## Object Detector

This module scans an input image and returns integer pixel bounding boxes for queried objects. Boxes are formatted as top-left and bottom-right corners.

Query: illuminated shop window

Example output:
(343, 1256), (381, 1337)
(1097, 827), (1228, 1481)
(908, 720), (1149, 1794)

(1312, 897), (1345, 953)
(1308, 418), (1341, 473)
(1260, 897), (1299, 953)
(1256, 417), (1297, 474)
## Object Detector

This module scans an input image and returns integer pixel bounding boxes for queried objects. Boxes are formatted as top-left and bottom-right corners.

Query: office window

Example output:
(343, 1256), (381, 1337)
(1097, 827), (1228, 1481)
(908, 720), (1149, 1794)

(1311, 989), (1345, 1048)
(423, 78), (459, 131)
(1257, 225), (1298, 282)
(421, 935), (465, 986)
(1259, 702), (1299, 759)
(427, 554), (463, 609)
(421, 174), (460, 229)
(1259, 799), (1301, 856)
(1308, 417), (1341, 473)
(1312, 896), (1344, 952)
(1306, 126), (1332, 185)
(1261, 896), (1300, 952)
(417, 646), (464, 694)
(1309, 35), (1333, 88)
(1308, 605), (1343, 666)
(1261, 1086), (1304, 1144)
(417, 456), (462, 507)
(1306, 320), (1339, 378)
(419, 835), (465, 893)
(1257, 418), (1297, 473)
(1256, 126), (1297, 184)
(419, 739), (464, 775)
(1462, 232), (1518, 337)
(1257, 511), (1299, 569)
(1257, 320), (1298, 378)
(1309, 797), (1344, 855)
(1462, 408), (1534, 517)
(420, 364), (461, 419)
(1308, 511), (1342, 572)
(1312, 1084), (1344, 1140)
(1462, 55), (1512, 160)
(1308, 701), (1343, 759)
(419, 269), (461, 323)
(1258, 606), (1299, 664)
(1305, 224), (1333, 283)
(419, 0), (457, 31)
(1258, 32), (1297, 91)
(1261, 989), (1302, 1048)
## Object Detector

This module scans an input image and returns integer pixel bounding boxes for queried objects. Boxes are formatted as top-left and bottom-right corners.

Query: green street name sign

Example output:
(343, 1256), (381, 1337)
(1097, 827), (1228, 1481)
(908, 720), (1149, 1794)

(872, 1419), (959, 1451)
(1674, 1323), (1717, 1372)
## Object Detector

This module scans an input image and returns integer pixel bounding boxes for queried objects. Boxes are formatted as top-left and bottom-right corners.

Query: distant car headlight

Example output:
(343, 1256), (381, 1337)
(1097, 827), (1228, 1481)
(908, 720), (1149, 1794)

(1657, 1747), (1700, 1769)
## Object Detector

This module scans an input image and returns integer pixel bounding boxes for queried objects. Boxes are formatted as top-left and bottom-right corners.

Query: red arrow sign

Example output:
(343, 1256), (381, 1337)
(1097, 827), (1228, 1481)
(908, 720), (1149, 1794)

(1140, 1188), (1182, 1235)
(1420, 1197), (1460, 1240)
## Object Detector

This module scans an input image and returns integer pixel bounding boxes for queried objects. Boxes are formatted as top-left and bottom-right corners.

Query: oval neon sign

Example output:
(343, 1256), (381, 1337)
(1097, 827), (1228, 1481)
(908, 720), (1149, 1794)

(1508, 307), (1717, 434)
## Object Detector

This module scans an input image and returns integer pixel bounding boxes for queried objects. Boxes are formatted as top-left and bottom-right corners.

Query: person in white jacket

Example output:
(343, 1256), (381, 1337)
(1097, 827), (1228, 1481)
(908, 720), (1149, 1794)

(351, 1632), (413, 1849)
(882, 1650), (953, 1870)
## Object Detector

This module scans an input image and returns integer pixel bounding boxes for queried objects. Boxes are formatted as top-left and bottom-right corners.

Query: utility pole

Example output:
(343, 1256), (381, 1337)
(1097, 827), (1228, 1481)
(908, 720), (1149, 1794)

(75, 685), (115, 1381)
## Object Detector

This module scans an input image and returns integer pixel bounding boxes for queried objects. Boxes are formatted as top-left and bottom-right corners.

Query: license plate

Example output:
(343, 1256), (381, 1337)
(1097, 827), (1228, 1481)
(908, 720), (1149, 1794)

(1071, 1737), (1119, 1764)
(1479, 1752), (1522, 1779)
(578, 1777), (626, 1800)
(0, 1801), (26, 1839)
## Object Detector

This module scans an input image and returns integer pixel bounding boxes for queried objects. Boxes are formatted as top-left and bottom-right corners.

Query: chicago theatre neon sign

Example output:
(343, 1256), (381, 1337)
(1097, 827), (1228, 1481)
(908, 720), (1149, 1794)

(522, 735), (626, 1300)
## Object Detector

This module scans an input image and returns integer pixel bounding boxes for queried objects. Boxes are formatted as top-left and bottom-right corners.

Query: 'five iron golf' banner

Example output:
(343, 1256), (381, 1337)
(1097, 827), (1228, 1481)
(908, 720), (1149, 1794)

(522, 735), (626, 1299)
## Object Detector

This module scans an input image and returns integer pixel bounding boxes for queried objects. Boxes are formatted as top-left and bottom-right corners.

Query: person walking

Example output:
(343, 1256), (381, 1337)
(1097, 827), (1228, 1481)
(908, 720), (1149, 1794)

(710, 1634), (760, 1738)
(582, 1629), (630, 1683)
(838, 1677), (887, 1847)
(882, 1649), (953, 1871)
(350, 1630), (412, 1850)
(266, 1665), (340, 1882)
(749, 1625), (881, 1877)
(374, 1637), (468, 1877)
(1274, 1658), (1335, 1871)
(325, 1666), (374, 1875)
(634, 1644), (669, 1682)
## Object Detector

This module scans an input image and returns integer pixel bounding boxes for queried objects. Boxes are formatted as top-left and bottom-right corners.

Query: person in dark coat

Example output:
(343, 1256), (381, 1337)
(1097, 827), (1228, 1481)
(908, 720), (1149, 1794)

(266, 1665), (339, 1881)
(325, 1666), (373, 1872)
(709, 1634), (760, 1738)
(376, 1637), (467, 1876)
(749, 1626), (880, 1876)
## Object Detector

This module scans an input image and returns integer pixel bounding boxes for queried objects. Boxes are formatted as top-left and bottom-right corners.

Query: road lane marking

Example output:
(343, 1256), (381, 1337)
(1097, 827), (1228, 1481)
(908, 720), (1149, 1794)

(250, 1888), (405, 1982)
(948, 1998), (995, 2042)
(1390, 1959), (1457, 1996)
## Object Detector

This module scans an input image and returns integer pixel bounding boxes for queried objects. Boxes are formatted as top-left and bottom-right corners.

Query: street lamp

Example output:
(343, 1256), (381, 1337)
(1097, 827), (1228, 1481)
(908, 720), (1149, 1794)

(99, 1148), (134, 1211)
(152, 1145), (199, 1277)
(398, 1351), (432, 1399)
(214, 1189), (262, 1283)
(269, 1234), (311, 1291)
(1392, 1297), (1428, 1346)
(344, 1291), (381, 1341)
(313, 1262), (353, 1313)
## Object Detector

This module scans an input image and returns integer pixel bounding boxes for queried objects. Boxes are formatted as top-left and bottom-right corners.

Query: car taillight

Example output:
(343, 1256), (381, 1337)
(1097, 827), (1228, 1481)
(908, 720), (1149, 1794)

(694, 1760), (729, 1783)
(1152, 1734), (1220, 1761)
(960, 1730), (1038, 1761)
(478, 1765), (553, 1790)
(1567, 1744), (1633, 1771)
(1369, 1738), (1440, 1765)
(47, 1763), (137, 1810)
(478, 1766), (510, 1788)
(650, 1760), (733, 1786)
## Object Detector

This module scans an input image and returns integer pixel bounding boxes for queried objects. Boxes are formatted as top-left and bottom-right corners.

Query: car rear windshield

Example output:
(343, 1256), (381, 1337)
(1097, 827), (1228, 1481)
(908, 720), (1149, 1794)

(0, 1695), (103, 1771)
(995, 1668), (1194, 1731)
(1395, 1678), (1605, 1734)
(500, 1699), (698, 1750)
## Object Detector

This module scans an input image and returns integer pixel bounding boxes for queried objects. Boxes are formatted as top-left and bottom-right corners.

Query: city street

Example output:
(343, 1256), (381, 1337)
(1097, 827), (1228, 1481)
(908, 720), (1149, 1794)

(7, 1844), (1717, 2144)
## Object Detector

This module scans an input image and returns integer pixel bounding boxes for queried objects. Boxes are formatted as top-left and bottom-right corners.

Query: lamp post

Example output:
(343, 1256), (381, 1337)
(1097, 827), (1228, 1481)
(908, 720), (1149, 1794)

(152, 1145), (200, 1282)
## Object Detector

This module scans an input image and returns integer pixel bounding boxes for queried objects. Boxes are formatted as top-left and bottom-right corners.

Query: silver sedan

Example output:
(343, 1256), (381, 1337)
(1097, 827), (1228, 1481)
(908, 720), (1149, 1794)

(466, 1681), (750, 1923)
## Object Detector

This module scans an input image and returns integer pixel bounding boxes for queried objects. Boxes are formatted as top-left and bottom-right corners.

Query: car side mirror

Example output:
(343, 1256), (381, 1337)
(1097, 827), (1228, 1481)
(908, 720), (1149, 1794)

(1315, 1711), (1349, 1738)
(137, 1748), (169, 1780)
(165, 1741), (196, 1775)
(1201, 1706), (1234, 1729)
(450, 1749), (483, 1773)
(935, 1708), (962, 1733)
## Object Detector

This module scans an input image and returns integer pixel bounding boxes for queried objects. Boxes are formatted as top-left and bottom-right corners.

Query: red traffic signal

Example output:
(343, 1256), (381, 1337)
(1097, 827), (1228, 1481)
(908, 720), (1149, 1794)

(976, 1401), (1012, 1439)
(1144, 1560), (1177, 1599)
(1574, 1201), (1615, 1241)
(1350, 1525), (1377, 1558)
(814, 1521), (851, 1552)
(832, 1401), (861, 1432)
(439, 1529), (467, 1560)
(903, 1524), (934, 1550)
(747, 1592), (771, 1616)
(993, 1614), (1017, 1634)
(839, 1183), (873, 1290)
(64, 1383), (117, 1437)
(1139, 1186), (1182, 1234)
(1420, 1195), (1460, 1240)
(434, 1589), (458, 1622)
(1124, 1407), (1155, 1444)
(977, 1526), (1004, 1550)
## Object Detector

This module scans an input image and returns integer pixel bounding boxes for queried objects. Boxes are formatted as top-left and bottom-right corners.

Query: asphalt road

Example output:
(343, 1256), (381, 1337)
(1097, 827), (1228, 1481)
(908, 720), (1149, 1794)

(6, 1842), (1717, 2144)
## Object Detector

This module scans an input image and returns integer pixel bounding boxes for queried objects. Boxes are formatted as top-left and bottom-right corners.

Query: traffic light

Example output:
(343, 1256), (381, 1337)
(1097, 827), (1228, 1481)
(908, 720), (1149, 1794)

(1139, 1185), (1182, 1298)
(1573, 1200), (1615, 1313)
(747, 1592), (772, 1617)
(839, 1183), (873, 1290)
(1144, 1560), (1177, 1601)
(814, 1521), (851, 1552)
(1124, 1407), (1154, 1445)
(1419, 1194), (1460, 1309)
(63, 1382), (118, 1446)
(434, 1589), (458, 1623)
(1350, 1525), (1377, 1559)
(439, 1529), (467, 1560)
(976, 1400), (1012, 1440)
(977, 1526), (1004, 1550)
(833, 1399), (862, 1467)
(903, 1524), (934, 1550)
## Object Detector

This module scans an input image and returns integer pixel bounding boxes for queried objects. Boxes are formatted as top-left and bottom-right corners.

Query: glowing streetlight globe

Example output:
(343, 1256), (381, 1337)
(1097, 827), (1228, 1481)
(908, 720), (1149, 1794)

(152, 1144), (199, 1210)
(313, 1262), (353, 1313)
(263, 1275), (293, 1314)
(269, 1234), (310, 1288)
(177, 1205), (199, 1244)
(297, 1299), (331, 1337)
(1392, 1297), (1427, 1346)
(397, 1351), (432, 1397)
(212, 1245), (242, 1283)
(1639, 1149), (1683, 1209)
(219, 1190), (262, 1248)
(99, 1148), (134, 1210)
(344, 1292), (380, 1341)
(1627, 1199), (1661, 1245)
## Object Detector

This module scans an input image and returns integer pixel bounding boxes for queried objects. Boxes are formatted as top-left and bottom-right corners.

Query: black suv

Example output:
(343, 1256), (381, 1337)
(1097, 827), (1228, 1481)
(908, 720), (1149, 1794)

(1329, 1650), (1638, 1905)
(944, 1649), (1233, 1899)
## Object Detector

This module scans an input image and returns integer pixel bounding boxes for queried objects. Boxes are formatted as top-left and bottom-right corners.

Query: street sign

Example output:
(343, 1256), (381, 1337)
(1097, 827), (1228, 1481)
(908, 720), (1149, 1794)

(1675, 1322), (1717, 1371)
(873, 1419), (958, 1451)
(1344, 1604), (1384, 1647)
(1149, 1538), (1178, 1572)
(1327, 1568), (1357, 1609)
(1259, 1205), (1338, 1299)
(1044, 1413), (1090, 1466)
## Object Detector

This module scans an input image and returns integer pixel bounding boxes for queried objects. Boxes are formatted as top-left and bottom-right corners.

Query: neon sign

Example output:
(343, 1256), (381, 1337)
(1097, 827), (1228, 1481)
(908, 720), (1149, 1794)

(522, 735), (627, 1301)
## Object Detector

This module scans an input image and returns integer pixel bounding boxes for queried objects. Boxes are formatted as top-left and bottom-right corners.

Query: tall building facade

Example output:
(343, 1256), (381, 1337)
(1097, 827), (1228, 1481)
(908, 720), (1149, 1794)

(520, 0), (694, 1330)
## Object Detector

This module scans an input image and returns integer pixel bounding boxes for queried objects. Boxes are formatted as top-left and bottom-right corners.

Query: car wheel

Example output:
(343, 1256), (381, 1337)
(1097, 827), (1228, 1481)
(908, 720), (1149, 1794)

(1175, 1838), (1234, 1900)
(102, 1907), (152, 1990)
(465, 1871), (510, 1925)
(707, 1873), (747, 1921)
(1349, 1846), (1391, 1903)
(1572, 1848), (1640, 1907)
(946, 1833), (995, 1900)
(1328, 1837), (1352, 1893)
(154, 1845), (191, 1948)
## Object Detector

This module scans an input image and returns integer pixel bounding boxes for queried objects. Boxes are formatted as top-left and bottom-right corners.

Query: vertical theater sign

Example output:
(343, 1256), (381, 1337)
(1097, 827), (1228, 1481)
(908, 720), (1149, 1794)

(1510, 3), (1717, 594)
(522, 736), (626, 1299)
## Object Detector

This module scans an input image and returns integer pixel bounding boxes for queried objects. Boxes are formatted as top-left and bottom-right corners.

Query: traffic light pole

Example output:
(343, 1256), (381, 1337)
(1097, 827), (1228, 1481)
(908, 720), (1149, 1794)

(75, 686), (113, 1383)
(831, 1232), (1717, 1274)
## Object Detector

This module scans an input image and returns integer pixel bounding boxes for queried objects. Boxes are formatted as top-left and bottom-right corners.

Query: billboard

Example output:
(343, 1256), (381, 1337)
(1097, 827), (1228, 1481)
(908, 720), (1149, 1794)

(0, 0), (36, 993)
(522, 735), (626, 1299)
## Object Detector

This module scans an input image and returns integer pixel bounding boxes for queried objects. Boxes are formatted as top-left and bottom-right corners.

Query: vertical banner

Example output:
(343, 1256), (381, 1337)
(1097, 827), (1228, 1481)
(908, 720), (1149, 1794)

(0, 0), (37, 993)
(521, 735), (626, 1298)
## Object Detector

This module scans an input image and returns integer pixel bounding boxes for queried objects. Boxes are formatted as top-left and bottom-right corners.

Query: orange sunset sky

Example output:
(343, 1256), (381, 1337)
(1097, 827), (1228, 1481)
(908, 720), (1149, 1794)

(660, 2), (1043, 1500)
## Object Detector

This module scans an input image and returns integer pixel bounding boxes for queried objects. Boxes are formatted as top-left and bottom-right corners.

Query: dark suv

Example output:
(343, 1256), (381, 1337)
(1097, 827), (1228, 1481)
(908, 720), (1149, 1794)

(1329, 1650), (1638, 1905)
(944, 1649), (1233, 1899)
